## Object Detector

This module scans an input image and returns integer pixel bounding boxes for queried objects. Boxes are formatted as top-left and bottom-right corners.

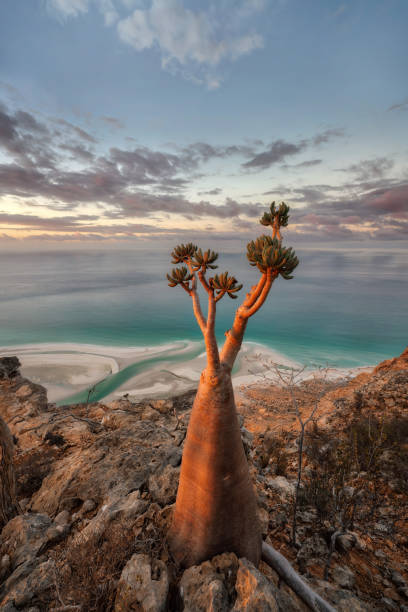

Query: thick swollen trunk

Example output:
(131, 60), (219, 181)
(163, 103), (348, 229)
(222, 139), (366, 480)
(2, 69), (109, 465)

(0, 416), (20, 529)
(169, 366), (261, 567)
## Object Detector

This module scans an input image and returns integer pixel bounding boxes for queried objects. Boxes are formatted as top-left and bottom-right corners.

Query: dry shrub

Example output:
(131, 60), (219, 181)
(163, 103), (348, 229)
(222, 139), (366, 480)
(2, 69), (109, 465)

(15, 448), (56, 499)
(53, 508), (171, 612)
(256, 431), (289, 475)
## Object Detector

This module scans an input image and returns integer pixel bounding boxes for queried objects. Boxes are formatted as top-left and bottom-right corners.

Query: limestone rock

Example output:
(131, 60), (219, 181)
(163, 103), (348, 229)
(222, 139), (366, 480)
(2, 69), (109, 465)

(73, 490), (147, 546)
(0, 513), (52, 569)
(1, 559), (55, 609)
(180, 553), (238, 612)
(233, 557), (278, 611)
(0, 357), (20, 380)
(114, 553), (168, 612)
(148, 464), (180, 506)
(296, 535), (328, 573)
(150, 399), (174, 414)
(267, 476), (295, 498)
(332, 565), (355, 589)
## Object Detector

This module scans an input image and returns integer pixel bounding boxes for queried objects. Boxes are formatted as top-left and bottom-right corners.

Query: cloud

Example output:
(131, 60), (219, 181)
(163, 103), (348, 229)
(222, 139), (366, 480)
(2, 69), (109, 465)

(281, 159), (322, 170)
(243, 129), (344, 170)
(197, 188), (223, 196)
(243, 140), (307, 170)
(53, 118), (97, 143)
(47, 0), (90, 18)
(47, 0), (118, 24)
(47, 0), (264, 88)
(338, 157), (394, 181)
(101, 115), (124, 129)
(1, 102), (407, 241)
(388, 98), (408, 112)
(312, 128), (345, 145)
(117, 0), (263, 69)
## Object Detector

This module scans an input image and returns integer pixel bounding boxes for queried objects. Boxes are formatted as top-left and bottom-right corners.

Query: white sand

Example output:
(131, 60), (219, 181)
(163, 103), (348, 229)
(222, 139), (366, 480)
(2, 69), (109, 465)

(0, 340), (196, 402)
(0, 341), (373, 404)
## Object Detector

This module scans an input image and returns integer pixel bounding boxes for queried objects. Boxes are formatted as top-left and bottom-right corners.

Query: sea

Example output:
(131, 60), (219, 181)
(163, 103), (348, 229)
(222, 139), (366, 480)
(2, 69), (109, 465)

(0, 246), (406, 369)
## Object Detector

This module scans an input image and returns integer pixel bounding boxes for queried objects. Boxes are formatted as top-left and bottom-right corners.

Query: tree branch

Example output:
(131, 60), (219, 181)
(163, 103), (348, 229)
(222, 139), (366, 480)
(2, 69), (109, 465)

(214, 290), (226, 303)
(262, 542), (336, 612)
(185, 259), (207, 335)
(243, 274), (266, 308)
(243, 269), (277, 318)
(198, 269), (212, 295)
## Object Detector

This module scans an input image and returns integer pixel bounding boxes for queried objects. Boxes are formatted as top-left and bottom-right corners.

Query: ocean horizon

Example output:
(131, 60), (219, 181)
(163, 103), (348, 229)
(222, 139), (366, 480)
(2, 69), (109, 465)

(0, 245), (406, 370)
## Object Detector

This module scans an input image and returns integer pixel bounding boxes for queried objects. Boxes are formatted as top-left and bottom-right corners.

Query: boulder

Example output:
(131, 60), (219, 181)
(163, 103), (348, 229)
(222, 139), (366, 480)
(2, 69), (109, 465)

(267, 476), (295, 498)
(233, 557), (279, 611)
(180, 553), (238, 612)
(0, 357), (20, 380)
(0, 513), (52, 569)
(114, 553), (168, 612)
(148, 464), (180, 506)
(332, 565), (355, 589)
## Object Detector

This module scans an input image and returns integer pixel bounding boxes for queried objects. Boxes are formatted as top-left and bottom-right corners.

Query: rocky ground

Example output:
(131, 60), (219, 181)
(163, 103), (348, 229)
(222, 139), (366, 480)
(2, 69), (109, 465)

(0, 349), (407, 611)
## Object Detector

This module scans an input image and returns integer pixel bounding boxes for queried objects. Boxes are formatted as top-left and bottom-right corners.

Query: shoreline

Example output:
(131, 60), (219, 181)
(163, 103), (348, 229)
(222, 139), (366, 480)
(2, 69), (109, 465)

(0, 341), (374, 404)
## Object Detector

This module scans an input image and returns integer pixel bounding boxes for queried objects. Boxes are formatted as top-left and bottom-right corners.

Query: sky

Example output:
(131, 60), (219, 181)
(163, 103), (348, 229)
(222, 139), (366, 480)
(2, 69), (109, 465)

(0, 0), (407, 250)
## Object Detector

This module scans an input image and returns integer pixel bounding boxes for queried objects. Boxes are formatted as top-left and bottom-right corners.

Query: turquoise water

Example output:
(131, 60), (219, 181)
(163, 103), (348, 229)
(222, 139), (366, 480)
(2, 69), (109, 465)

(55, 341), (205, 406)
(0, 246), (406, 369)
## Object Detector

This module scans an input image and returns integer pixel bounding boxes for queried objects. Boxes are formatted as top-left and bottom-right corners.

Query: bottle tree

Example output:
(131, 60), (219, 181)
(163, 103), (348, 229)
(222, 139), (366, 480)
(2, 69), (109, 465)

(167, 202), (299, 567)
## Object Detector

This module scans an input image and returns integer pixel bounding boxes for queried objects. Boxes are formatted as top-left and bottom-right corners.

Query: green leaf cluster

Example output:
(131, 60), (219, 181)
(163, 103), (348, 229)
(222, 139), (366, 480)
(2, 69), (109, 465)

(166, 266), (193, 287)
(247, 235), (299, 278)
(171, 243), (198, 264)
(209, 271), (243, 299)
(260, 201), (290, 230)
(192, 249), (218, 271)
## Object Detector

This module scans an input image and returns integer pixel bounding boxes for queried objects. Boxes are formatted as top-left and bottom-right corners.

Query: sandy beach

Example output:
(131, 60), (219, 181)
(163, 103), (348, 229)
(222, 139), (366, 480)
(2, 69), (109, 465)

(0, 341), (374, 404)
(0, 341), (197, 402)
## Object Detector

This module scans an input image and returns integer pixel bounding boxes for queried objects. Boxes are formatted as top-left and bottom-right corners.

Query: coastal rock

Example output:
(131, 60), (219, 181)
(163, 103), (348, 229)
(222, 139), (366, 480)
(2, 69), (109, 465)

(180, 553), (238, 611)
(332, 565), (355, 589)
(72, 491), (147, 547)
(0, 558), (55, 609)
(233, 557), (278, 611)
(0, 353), (407, 611)
(0, 357), (20, 380)
(296, 535), (329, 573)
(0, 513), (52, 570)
(266, 476), (295, 498)
(148, 464), (180, 506)
(114, 554), (168, 612)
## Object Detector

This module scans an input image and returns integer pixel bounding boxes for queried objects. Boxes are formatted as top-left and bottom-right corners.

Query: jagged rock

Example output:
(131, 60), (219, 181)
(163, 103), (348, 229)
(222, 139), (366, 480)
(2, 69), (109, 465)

(336, 532), (357, 552)
(233, 557), (279, 611)
(148, 464), (180, 506)
(73, 490), (147, 546)
(150, 399), (174, 414)
(180, 553), (238, 611)
(0, 513), (52, 569)
(81, 498), (97, 514)
(1, 558), (55, 609)
(390, 570), (406, 588)
(266, 476), (295, 498)
(332, 565), (355, 589)
(54, 510), (71, 525)
(380, 597), (399, 611)
(0, 357), (20, 380)
(114, 553), (168, 612)
(296, 535), (328, 573)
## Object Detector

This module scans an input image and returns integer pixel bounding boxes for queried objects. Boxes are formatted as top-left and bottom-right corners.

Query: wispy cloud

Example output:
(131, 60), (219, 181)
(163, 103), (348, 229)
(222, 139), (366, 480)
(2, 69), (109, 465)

(47, 0), (265, 89)
(387, 98), (408, 112)
(243, 129), (344, 170)
(337, 157), (394, 181)
(0, 101), (406, 241)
